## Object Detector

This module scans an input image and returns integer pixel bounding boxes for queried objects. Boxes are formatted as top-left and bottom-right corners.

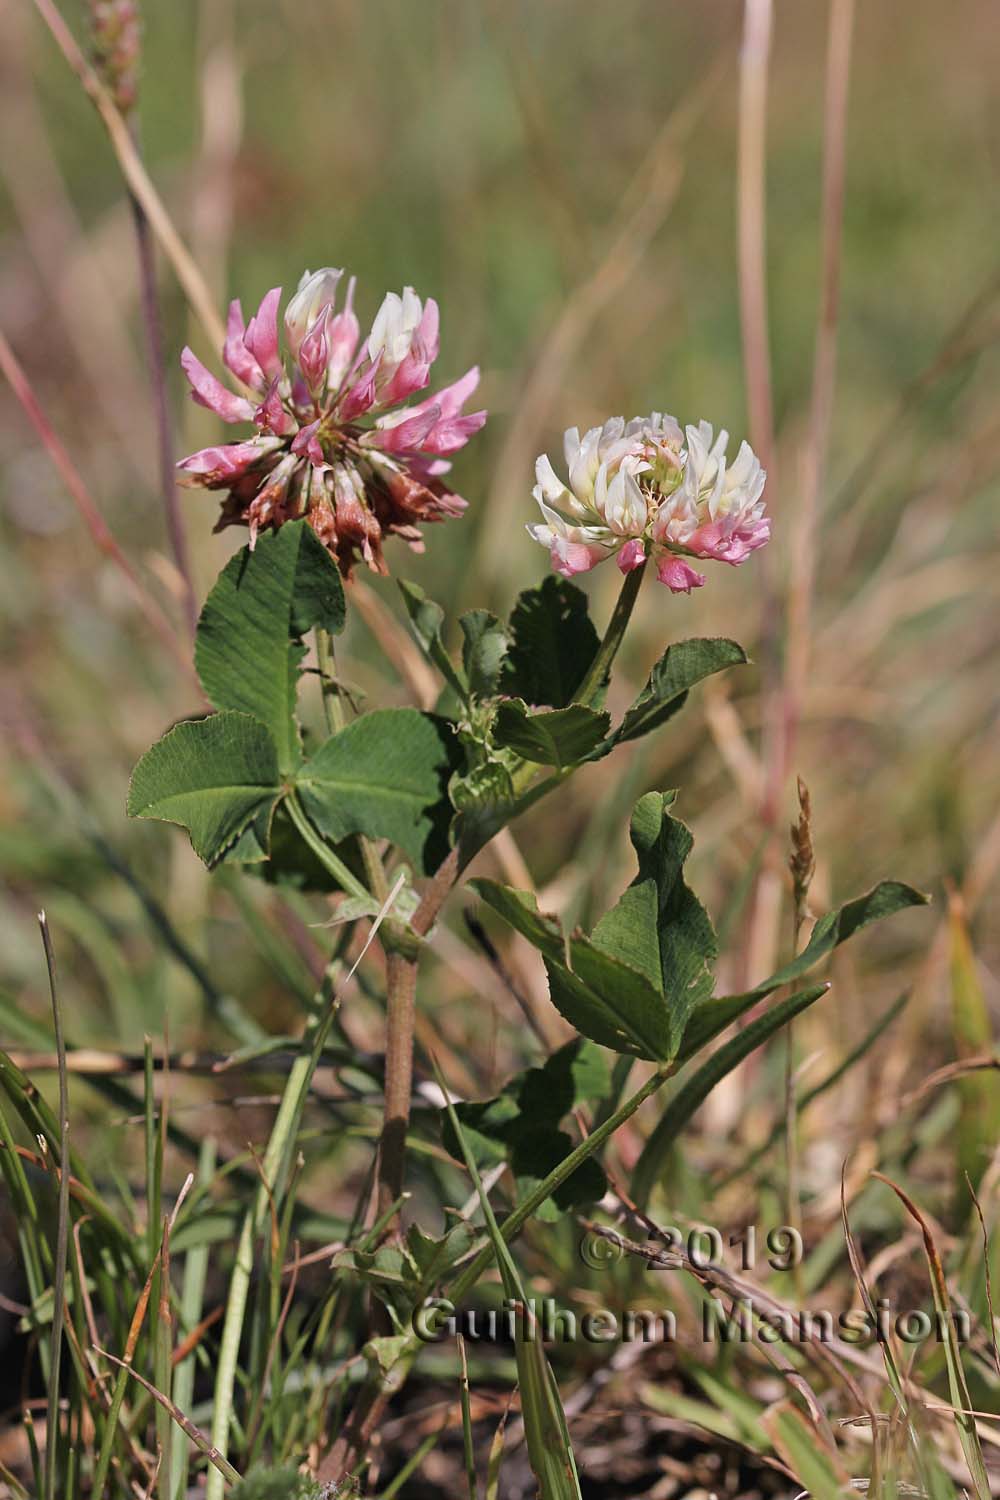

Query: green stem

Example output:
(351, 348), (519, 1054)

(315, 626), (347, 735)
(285, 791), (373, 906)
(573, 559), (647, 707)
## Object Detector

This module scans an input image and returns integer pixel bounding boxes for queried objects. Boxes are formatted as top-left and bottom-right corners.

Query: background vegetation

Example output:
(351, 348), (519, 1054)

(0, 1), (998, 1495)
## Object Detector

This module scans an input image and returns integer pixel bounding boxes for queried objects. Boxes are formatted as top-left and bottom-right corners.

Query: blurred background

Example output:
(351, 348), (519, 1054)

(0, 0), (998, 1228)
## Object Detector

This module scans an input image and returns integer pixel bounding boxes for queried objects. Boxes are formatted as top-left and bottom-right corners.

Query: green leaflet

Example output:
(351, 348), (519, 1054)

(500, 575), (600, 709)
(544, 940), (673, 1060)
(195, 520), (345, 774)
(590, 792), (716, 1039)
(609, 636), (747, 748)
(126, 712), (281, 868)
(467, 882), (565, 964)
(296, 708), (458, 873)
(459, 609), (509, 698)
(681, 878), (929, 1058)
(492, 700), (611, 767)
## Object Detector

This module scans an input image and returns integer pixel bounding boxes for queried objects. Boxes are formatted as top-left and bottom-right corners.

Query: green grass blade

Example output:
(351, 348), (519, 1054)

(436, 1058), (582, 1500)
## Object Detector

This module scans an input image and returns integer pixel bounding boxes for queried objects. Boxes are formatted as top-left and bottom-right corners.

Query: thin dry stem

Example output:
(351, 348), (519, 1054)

(130, 190), (198, 634)
(737, 0), (776, 478)
(29, 0), (227, 354)
(784, 0), (856, 770)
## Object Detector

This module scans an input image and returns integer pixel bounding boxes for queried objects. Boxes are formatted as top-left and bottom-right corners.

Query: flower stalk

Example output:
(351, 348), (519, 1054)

(572, 558), (647, 707)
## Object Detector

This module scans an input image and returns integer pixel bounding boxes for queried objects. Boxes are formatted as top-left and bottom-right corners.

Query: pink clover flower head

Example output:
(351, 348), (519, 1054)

(527, 413), (768, 593)
(178, 268), (486, 576)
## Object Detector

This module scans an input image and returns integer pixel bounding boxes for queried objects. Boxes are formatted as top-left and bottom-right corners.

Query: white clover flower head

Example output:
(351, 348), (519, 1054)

(527, 412), (769, 592)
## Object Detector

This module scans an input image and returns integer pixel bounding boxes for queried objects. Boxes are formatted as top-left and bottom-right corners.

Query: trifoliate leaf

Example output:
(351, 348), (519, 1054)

(589, 792), (716, 1047)
(473, 795), (715, 1061)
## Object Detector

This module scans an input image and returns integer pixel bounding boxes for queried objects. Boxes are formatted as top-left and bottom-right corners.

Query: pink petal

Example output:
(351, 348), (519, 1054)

(176, 439), (278, 486)
(254, 377), (297, 437)
(686, 515), (771, 565)
(419, 408), (487, 455)
(550, 538), (609, 577)
(416, 297), (440, 362)
(298, 305), (331, 393)
(327, 280), (361, 387)
(337, 358), (380, 420)
(223, 299), (265, 389)
(379, 351), (433, 407)
(406, 454), (452, 482)
(655, 554), (706, 593)
(243, 287), (283, 381)
(617, 538), (647, 573)
(367, 404), (442, 455)
(378, 300), (440, 406)
(408, 365), (480, 422)
(181, 348), (255, 423)
(434, 364), (480, 417)
(290, 419), (326, 467)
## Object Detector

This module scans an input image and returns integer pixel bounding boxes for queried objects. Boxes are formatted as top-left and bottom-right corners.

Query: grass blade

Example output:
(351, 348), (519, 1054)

(436, 1057), (582, 1500)
(38, 913), (70, 1500)
(873, 1172), (992, 1500)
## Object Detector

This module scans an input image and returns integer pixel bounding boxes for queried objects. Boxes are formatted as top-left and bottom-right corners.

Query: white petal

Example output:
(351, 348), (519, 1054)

(534, 453), (568, 504)
(568, 426), (601, 500)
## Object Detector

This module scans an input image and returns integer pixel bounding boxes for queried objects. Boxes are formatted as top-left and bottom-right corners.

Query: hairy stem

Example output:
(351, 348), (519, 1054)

(378, 951), (418, 1217)
(374, 849), (457, 1222)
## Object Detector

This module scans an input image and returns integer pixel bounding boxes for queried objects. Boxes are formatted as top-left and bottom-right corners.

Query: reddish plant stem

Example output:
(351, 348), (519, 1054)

(375, 848), (459, 1221)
